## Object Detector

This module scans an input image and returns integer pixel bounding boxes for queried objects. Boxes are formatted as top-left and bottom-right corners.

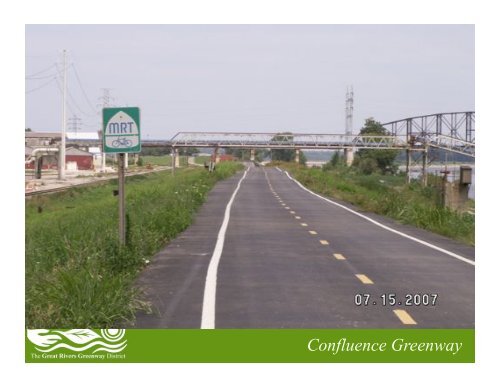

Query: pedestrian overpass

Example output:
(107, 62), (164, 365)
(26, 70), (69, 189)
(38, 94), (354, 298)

(144, 111), (475, 158)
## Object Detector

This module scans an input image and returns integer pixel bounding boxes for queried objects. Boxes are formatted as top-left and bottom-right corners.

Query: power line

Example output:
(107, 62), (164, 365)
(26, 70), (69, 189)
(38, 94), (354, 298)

(25, 63), (57, 78)
(26, 65), (65, 80)
(71, 63), (98, 114)
(25, 77), (57, 94)
(54, 81), (77, 117)
(54, 77), (85, 119)
(26, 72), (61, 80)
(54, 63), (97, 118)
(55, 76), (95, 118)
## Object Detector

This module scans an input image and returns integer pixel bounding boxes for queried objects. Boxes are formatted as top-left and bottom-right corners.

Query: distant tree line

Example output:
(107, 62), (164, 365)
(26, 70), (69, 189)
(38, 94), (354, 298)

(326, 118), (399, 175)
(140, 147), (200, 156)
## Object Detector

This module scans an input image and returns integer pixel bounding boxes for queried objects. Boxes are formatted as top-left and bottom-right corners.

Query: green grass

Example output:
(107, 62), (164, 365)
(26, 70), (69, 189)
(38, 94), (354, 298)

(25, 162), (243, 328)
(140, 155), (209, 167)
(141, 155), (175, 166)
(141, 155), (189, 166)
(194, 155), (211, 165)
(275, 162), (474, 246)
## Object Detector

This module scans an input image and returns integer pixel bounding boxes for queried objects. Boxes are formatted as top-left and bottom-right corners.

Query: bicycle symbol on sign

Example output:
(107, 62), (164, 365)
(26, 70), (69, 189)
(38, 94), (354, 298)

(111, 137), (133, 148)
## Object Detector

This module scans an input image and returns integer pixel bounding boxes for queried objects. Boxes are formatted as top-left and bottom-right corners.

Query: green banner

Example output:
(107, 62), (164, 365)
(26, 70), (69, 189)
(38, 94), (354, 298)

(25, 329), (474, 363)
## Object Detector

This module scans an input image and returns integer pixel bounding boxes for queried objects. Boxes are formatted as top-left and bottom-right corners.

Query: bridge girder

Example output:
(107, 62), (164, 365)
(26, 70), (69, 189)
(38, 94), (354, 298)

(119, 112), (476, 158)
(382, 111), (474, 143)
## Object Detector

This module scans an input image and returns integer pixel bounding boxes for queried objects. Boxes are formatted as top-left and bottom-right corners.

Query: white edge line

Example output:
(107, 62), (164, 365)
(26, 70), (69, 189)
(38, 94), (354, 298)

(275, 167), (283, 172)
(200, 167), (250, 329)
(284, 171), (475, 266)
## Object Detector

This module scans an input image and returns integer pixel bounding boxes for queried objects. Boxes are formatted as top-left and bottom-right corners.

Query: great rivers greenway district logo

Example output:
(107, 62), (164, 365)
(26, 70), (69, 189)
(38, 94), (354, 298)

(26, 329), (127, 361)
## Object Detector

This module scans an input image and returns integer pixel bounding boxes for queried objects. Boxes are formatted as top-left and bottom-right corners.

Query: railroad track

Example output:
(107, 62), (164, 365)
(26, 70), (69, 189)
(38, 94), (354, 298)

(25, 167), (170, 198)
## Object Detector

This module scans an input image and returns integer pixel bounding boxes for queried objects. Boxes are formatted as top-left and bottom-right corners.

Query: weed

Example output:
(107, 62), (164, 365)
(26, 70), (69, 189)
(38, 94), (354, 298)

(25, 162), (243, 328)
(280, 163), (474, 246)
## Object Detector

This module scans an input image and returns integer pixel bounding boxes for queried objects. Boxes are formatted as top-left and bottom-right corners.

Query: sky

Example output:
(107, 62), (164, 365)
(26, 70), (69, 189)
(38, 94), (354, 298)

(25, 24), (474, 139)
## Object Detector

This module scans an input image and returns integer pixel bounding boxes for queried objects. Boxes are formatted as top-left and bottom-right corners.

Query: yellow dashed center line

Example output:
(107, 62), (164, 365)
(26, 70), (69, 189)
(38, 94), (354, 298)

(309, 230), (318, 235)
(319, 240), (329, 245)
(333, 253), (346, 260)
(301, 223), (308, 227)
(393, 310), (417, 325)
(355, 274), (374, 284)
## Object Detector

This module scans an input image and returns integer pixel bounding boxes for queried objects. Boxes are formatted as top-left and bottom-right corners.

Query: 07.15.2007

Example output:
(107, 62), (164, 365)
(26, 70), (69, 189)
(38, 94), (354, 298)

(354, 293), (438, 306)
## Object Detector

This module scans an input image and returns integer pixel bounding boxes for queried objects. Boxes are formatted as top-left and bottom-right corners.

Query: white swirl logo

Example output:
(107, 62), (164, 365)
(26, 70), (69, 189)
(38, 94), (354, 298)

(27, 329), (127, 353)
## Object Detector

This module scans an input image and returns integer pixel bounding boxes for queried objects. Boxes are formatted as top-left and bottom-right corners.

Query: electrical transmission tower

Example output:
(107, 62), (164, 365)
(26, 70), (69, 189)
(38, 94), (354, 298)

(344, 86), (354, 165)
(345, 85), (354, 136)
(97, 88), (114, 172)
(68, 114), (82, 135)
(98, 88), (114, 109)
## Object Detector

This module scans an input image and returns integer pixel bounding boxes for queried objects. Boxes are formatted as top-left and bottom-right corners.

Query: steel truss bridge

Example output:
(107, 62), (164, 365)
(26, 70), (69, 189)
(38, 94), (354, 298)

(381, 111), (474, 157)
(143, 111), (475, 158)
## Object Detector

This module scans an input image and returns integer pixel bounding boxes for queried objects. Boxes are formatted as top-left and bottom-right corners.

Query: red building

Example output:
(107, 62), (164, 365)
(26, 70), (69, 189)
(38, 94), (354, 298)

(65, 147), (93, 170)
(211, 154), (235, 162)
(25, 147), (93, 170)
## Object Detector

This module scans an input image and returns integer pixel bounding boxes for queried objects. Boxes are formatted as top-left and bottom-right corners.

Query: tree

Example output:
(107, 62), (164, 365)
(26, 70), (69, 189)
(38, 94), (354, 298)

(299, 150), (307, 165)
(270, 132), (295, 162)
(356, 157), (378, 175)
(354, 118), (399, 174)
(329, 151), (342, 167)
(267, 132), (307, 164)
(140, 147), (170, 156)
(225, 148), (248, 160)
(178, 147), (200, 156)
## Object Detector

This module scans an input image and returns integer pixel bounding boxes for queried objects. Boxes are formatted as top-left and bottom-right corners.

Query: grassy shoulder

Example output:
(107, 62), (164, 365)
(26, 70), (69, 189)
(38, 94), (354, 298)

(274, 162), (474, 246)
(25, 162), (243, 328)
(141, 155), (211, 166)
(140, 155), (187, 166)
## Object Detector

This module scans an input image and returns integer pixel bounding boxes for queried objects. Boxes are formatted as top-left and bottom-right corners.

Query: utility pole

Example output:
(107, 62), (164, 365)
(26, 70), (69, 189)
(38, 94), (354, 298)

(58, 49), (67, 180)
(98, 88), (113, 172)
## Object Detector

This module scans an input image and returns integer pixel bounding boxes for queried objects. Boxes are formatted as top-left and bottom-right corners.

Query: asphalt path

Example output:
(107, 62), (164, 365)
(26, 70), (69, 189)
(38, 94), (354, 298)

(135, 164), (474, 328)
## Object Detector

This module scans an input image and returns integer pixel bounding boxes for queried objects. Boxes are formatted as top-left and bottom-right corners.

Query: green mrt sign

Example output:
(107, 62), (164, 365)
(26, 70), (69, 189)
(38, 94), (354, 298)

(103, 107), (141, 153)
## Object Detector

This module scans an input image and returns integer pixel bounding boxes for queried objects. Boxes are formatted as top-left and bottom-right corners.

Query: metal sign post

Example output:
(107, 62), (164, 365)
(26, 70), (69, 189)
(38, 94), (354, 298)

(118, 153), (126, 244)
(102, 107), (141, 245)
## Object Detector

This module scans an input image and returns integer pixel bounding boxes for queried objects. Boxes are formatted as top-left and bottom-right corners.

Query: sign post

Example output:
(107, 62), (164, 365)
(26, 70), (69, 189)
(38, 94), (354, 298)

(117, 153), (126, 244)
(102, 107), (141, 245)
